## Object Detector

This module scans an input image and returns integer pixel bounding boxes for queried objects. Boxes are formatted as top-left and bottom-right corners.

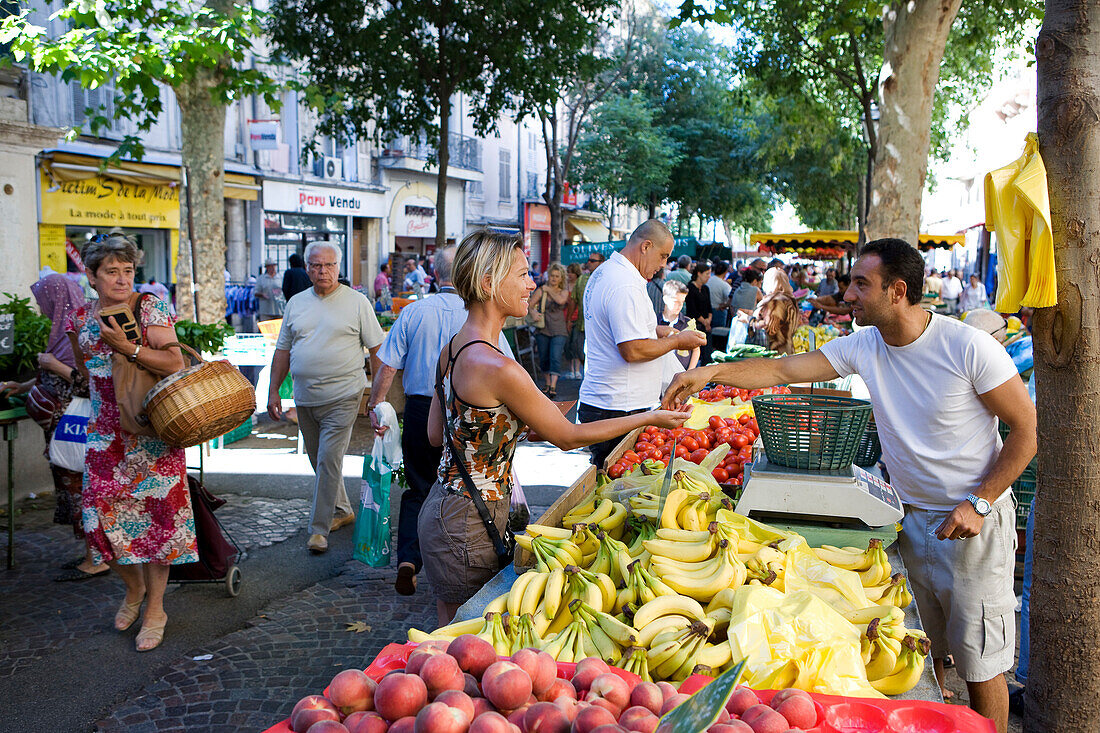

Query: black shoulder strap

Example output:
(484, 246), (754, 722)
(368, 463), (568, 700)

(435, 337), (511, 562)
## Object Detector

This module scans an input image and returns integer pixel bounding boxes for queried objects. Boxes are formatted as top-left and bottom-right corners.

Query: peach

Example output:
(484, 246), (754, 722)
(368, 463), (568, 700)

(449, 635), (500, 678)
(618, 706), (659, 733)
(588, 726), (628, 733)
(587, 674), (630, 712)
(539, 679), (577, 703)
(741, 706), (786, 733)
(571, 658), (611, 692)
(375, 673), (429, 722)
(420, 653), (466, 699)
(766, 689), (808, 708)
(773, 696), (816, 729)
(291, 695), (340, 732)
(588, 698), (621, 718)
(470, 712), (513, 733)
(344, 711), (389, 733)
(628, 683), (663, 716)
(553, 696), (584, 723)
(513, 648), (560, 696)
(415, 701), (470, 733)
(659, 694), (689, 716)
(482, 661), (534, 712)
(305, 722), (350, 733)
(572, 703), (618, 733)
(436, 690), (476, 724)
(464, 673), (483, 698)
(708, 723), (753, 733)
(406, 645), (445, 676)
(506, 705), (530, 728)
(388, 717), (416, 733)
(329, 670), (377, 715)
(522, 701), (571, 733)
(725, 687), (760, 717)
(655, 682), (678, 702)
(472, 697), (496, 719)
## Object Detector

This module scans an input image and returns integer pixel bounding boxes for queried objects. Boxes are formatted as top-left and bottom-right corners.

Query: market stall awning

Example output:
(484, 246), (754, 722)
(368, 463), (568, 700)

(567, 215), (610, 242)
(750, 230), (965, 250)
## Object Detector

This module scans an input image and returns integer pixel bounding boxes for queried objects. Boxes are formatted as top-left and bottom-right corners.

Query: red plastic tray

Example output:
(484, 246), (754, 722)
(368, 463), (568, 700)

(265, 642), (992, 733)
(678, 676), (995, 733)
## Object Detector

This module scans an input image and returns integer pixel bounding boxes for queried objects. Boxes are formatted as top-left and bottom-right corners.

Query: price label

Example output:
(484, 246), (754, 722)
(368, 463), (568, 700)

(657, 660), (745, 733)
(0, 313), (13, 356)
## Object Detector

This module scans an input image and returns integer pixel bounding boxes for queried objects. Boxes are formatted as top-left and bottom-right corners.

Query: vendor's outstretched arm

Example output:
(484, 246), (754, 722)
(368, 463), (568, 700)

(662, 351), (840, 408)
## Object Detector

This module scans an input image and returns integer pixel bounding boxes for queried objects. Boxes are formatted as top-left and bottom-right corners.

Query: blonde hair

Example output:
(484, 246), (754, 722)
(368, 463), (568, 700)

(452, 228), (524, 306)
(546, 262), (567, 288)
(758, 292), (802, 355)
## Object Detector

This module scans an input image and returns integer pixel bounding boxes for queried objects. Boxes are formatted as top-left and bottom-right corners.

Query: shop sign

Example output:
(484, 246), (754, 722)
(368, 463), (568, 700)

(562, 182), (577, 207)
(40, 171), (180, 228)
(39, 223), (68, 274)
(66, 240), (86, 272)
(397, 196), (436, 236)
(249, 120), (280, 151)
(263, 180), (384, 217)
(0, 313), (12, 356)
(526, 203), (551, 232)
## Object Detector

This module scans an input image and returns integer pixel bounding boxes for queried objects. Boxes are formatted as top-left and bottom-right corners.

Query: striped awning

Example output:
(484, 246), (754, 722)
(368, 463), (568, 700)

(749, 230), (965, 250)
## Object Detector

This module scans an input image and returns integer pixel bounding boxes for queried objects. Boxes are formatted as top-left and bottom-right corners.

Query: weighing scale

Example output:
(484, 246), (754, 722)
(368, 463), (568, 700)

(735, 451), (904, 537)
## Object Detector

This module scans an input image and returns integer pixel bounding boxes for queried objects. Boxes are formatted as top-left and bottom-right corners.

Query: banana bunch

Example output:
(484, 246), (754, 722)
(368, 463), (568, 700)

(406, 615), (484, 643)
(645, 618), (715, 682)
(624, 516), (655, 559)
(869, 634), (930, 695)
(744, 545), (786, 591)
(615, 558), (679, 611)
(842, 604), (906, 638)
(617, 645), (653, 682)
(812, 539), (893, 587)
(471, 612), (513, 656)
(628, 458), (667, 477)
(545, 564), (617, 635)
(507, 569), (552, 619)
(864, 572), (913, 608)
(647, 537), (749, 603)
(515, 533), (585, 572)
(630, 595), (707, 647)
(588, 530), (632, 585)
(560, 496), (628, 538)
(540, 599), (635, 663)
(509, 613), (543, 654)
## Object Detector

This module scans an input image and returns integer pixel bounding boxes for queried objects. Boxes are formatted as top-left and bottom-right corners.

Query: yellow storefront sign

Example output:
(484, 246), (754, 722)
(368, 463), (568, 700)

(39, 223), (68, 272)
(40, 170), (180, 228)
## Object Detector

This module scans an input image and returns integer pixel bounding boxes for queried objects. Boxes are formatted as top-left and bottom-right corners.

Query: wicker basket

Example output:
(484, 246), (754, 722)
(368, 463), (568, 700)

(144, 344), (256, 448)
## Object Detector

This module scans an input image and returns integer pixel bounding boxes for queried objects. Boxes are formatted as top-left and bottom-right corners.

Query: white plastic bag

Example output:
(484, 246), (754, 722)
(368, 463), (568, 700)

(49, 397), (90, 472)
(353, 402), (402, 567)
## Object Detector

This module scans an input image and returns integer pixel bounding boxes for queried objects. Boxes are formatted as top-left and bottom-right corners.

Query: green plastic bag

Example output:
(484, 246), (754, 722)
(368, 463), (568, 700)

(353, 453), (392, 567)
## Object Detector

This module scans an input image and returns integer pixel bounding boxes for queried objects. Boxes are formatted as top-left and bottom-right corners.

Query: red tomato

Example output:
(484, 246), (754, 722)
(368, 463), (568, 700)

(634, 441), (653, 454)
(724, 417), (739, 427)
(674, 445), (689, 459)
(739, 389), (749, 401)
(716, 428), (732, 443)
(696, 432), (711, 450)
(623, 450), (641, 464)
(671, 427), (687, 441)
(651, 435), (665, 447)
(708, 415), (726, 430)
(726, 461), (743, 476)
(689, 449), (709, 464)
(712, 467), (730, 483)
(608, 463), (625, 479)
(680, 436), (699, 452)
(738, 414), (751, 425)
(732, 435), (750, 448)
(644, 425), (659, 436)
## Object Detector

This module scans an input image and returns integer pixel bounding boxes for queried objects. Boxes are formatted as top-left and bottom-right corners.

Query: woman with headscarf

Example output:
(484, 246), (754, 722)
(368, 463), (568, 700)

(0, 274), (106, 580)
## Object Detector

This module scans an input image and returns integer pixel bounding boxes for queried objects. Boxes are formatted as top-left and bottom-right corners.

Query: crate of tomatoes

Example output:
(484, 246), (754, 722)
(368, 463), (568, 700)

(606, 413), (761, 490)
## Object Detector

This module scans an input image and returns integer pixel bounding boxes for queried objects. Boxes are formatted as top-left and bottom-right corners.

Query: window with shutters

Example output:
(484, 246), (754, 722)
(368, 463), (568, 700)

(499, 150), (511, 200)
(70, 80), (119, 137)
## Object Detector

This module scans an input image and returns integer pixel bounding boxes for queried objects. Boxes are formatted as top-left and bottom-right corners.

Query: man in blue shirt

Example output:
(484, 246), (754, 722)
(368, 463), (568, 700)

(369, 246), (512, 595)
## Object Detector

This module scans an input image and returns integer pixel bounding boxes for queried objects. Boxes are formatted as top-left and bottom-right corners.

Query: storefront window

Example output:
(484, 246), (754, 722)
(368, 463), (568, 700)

(264, 212), (347, 276)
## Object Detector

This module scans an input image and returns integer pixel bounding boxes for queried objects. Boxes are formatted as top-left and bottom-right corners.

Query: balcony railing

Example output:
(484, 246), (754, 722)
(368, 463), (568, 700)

(380, 131), (482, 172)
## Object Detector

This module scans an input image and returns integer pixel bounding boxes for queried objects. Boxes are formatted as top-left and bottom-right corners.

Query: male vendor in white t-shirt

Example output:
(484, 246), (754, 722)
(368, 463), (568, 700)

(579, 220), (707, 467)
(663, 238), (1035, 733)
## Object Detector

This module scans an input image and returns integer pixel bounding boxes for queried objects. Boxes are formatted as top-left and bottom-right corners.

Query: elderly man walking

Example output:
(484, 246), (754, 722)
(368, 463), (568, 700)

(368, 246), (512, 595)
(578, 220), (706, 467)
(267, 242), (385, 554)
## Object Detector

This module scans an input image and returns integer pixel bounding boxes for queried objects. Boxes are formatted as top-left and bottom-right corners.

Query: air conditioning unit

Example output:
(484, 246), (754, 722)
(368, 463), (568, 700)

(323, 155), (343, 180)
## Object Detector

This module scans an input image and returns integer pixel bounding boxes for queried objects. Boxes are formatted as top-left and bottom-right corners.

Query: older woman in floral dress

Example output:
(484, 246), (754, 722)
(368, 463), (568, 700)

(66, 235), (196, 652)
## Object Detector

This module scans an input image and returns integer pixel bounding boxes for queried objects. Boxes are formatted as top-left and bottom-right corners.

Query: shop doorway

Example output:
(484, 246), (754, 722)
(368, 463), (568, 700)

(65, 226), (172, 284)
(263, 212), (348, 277)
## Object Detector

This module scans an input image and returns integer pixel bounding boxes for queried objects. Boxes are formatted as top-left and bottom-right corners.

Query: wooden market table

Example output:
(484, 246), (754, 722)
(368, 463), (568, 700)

(1, 404), (28, 570)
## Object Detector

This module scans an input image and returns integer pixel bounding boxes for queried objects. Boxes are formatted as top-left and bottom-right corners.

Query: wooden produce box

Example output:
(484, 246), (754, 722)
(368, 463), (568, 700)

(603, 426), (645, 469)
(514, 464), (598, 569)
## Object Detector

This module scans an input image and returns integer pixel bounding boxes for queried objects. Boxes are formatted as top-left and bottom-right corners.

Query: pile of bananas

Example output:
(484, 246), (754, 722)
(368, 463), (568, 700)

(792, 324), (843, 353)
(408, 463), (929, 697)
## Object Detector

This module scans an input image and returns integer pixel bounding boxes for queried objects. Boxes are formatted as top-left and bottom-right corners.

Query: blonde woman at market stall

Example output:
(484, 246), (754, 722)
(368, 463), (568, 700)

(66, 235), (195, 652)
(420, 229), (692, 626)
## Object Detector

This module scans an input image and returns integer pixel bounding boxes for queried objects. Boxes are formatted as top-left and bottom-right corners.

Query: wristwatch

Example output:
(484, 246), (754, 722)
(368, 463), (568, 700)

(965, 493), (992, 516)
(127, 344), (141, 363)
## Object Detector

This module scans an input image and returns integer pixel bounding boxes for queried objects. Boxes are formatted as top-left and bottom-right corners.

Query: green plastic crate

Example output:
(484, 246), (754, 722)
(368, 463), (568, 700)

(752, 394), (872, 471)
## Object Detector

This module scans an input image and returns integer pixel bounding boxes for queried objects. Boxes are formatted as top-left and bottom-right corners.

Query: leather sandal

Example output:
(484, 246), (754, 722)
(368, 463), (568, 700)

(136, 615), (168, 652)
(114, 595), (145, 632)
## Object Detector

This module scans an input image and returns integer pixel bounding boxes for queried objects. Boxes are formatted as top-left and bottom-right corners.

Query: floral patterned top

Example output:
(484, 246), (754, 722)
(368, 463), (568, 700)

(66, 294), (197, 566)
(437, 339), (525, 502)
